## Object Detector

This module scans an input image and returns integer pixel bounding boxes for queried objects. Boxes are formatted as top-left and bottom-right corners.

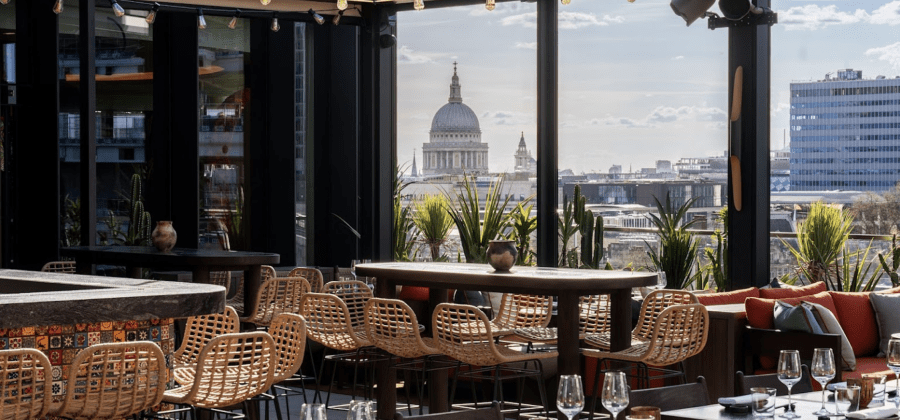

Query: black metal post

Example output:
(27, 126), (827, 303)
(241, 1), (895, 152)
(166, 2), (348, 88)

(536, 0), (558, 268)
(79, 0), (97, 248)
(727, 0), (772, 289)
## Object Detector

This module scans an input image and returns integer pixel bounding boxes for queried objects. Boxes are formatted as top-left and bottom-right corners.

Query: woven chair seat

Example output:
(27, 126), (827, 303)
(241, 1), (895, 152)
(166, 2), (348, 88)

(364, 298), (440, 360)
(287, 267), (325, 293)
(241, 276), (311, 327)
(489, 294), (552, 337)
(584, 290), (697, 350)
(582, 304), (709, 368)
(583, 333), (648, 350)
(301, 292), (372, 352)
(172, 306), (240, 370)
(41, 261), (76, 273)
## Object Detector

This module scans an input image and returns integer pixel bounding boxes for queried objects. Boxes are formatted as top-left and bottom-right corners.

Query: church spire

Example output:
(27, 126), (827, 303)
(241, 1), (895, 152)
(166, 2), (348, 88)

(449, 61), (462, 103)
(517, 132), (527, 150)
(411, 148), (418, 177)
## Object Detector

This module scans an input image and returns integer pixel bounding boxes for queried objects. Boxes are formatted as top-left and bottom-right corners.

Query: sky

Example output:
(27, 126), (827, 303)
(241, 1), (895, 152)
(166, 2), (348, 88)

(395, 0), (900, 175)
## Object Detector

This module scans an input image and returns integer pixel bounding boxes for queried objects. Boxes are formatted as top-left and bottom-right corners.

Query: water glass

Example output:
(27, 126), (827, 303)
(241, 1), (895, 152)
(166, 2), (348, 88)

(835, 385), (860, 414)
(751, 387), (777, 417)
(602, 371), (629, 420)
(870, 374), (887, 404)
(347, 400), (374, 420)
(656, 272), (667, 290)
(300, 403), (327, 420)
(811, 347), (836, 415)
(556, 374), (585, 420)
(777, 350), (801, 419)
(888, 338), (900, 403)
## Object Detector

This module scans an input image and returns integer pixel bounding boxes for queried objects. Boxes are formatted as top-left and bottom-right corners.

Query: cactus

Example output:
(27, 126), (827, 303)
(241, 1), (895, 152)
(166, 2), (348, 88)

(572, 185), (605, 269)
(878, 234), (900, 287)
(104, 173), (152, 246)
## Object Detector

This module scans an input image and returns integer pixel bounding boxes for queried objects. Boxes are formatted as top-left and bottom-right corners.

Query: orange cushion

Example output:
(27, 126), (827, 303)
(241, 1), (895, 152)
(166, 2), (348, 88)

(830, 292), (879, 357)
(758, 282), (827, 299)
(843, 357), (898, 380)
(696, 287), (759, 306)
(398, 286), (430, 301)
(745, 291), (838, 330)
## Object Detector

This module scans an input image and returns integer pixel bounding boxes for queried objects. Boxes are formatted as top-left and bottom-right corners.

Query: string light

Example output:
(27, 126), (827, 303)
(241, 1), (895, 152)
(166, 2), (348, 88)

(270, 13), (280, 31)
(145, 2), (159, 24)
(110, 0), (125, 17)
(0, 0), (9, 5)
(53, 0), (63, 14)
(308, 8), (324, 25)
(414, 0), (424, 10)
(337, 0), (347, 11)
(485, 0), (495, 11)
(561, 0), (571, 4)
(332, 9), (344, 25)
(228, 9), (241, 29)
(197, 8), (206, 29)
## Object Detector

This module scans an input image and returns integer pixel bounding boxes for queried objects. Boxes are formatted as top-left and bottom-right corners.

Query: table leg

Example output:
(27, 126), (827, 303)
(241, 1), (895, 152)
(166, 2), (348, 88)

(192, 267), (210, 284)
(427, 287), (449, 414)
(243, 265), (262, 318)
(375, 280), (398, 420)
(609, 289), (633, 352)
(126, 265), (142, 279)
(557, 291), (580, 420)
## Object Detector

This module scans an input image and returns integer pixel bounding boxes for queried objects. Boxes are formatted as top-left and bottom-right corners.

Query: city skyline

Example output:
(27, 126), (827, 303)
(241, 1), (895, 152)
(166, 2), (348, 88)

(396, 0), (900, 175)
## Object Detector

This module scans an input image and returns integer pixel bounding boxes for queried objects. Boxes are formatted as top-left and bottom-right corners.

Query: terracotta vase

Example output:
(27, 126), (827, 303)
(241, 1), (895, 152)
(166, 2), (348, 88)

(848, 377), (874, 408)
(151, 221), (177, 252)
(486, 240), (517, 272)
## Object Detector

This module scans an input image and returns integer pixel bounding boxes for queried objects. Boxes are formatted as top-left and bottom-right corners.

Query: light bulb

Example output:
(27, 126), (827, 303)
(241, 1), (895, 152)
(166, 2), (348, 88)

(337, 0), (347, 11)
(308, 9), (324, 25)
(0, 0), (9, 5)
(228, 16), (238, 29)
(197, 9), (206, 29)
(332, 10), (343, 25)
(53, 0), (63, 14)
(561, 0), (571, 4)
(414, 0), (424, 10)
(111, 0), (125, 17)
(485, 0), (495, 11)
(145, 3), (159, 24)
(270, 17), (280, 31)
(260, 0), (271, 5)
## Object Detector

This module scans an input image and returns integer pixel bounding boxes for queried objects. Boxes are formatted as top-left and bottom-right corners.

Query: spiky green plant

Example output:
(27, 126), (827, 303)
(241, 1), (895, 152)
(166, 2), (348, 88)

(506, 201), (537, 266)
(558, 192), (580, 267)
(783, 201), (853, 289)
(701, 207), (728, 292)
(446, 175), (513, 263)
(878, 234), (900, 287)
(836, 241), (883, 292)
(392, 166), (418, 262)
(106, 173), (152, 246)
(644, 194), (700, 289)
(414, 194), (453, 261)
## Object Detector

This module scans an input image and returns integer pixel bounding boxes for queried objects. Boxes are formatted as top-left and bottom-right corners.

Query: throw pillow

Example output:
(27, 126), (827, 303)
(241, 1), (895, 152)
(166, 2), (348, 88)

(695, 287), (759, 306)
(759, 281), (827, 299)
(802, 301), (857, 371)
(774, 301), (823, 334)
(869, 293), (900, 357)
(830, 292), (880, 357)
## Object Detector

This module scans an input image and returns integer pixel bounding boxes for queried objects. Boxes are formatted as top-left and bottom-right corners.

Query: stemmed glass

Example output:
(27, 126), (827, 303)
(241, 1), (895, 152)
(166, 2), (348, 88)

(887, 338), (900, 404)
(557, 374), (585, 420)
(602, 371), (629, 420)
(811, 348), (836, 415)
(777, 350), (802, 419)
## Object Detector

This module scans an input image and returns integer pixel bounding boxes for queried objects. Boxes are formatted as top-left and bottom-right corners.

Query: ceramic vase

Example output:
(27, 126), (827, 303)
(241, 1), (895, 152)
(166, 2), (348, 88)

(152, 221), (177, 252)
(486, 240), (517, 272)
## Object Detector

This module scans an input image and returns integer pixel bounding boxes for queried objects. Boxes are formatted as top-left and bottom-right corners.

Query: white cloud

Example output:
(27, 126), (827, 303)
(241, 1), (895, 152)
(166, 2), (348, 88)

(866, 42), (900, 70)
(870, 1), (900, 25)
(398, 46), (434, 64)
(589, 105), (726, 129)
(672, 56), (684, 61)
(501, 12), (624, 30)
(514, 42), (537, 50)
(481, 110), (533, 126)
(771, 102), (790, 118)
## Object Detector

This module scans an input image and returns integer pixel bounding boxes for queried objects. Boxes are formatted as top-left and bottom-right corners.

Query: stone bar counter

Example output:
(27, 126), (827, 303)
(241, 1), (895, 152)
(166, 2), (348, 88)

(0, 268), (224, 404)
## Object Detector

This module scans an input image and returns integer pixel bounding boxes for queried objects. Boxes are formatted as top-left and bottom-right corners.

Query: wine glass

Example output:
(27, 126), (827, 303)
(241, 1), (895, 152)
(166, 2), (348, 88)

(888, 338), (900, 403)
(777, 350), (801, 419)
(351, 259), (362, 279)
(300, 403), (327, 420)
(811, 348), (836, 415)
(557, 374), (585, 420)
(602, 371), (629, 420)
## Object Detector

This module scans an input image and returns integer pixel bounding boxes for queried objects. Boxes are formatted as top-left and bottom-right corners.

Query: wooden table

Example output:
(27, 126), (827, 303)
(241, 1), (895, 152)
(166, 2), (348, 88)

(355, 262), (656, 420)
(60, 246), (279, 317)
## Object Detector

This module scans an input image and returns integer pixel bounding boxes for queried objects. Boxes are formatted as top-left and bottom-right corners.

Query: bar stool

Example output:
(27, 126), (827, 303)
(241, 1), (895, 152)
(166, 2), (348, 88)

(172, 306), (241, 372)
(0, 348), (53, 420)
(287, 266), (325, 293)
(229, 265), (276, 316)
(241, 276), (310, 328)
(54, 341), (167, 420)
(511, 294), (611, 350)
(40, 261), (76, 273)
(584, 289), (697, 350)
(488, 294), (553, 337)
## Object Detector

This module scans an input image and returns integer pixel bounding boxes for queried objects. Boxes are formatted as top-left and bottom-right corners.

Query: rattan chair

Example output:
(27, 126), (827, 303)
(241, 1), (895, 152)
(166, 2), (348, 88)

(487, 293), (552, 337)
(163, 332), (276, 418)
(432, 303), (554, 417)
(0, 348), (53, 420)
(40, 260), (76, 273)
(54, 341), (167, 420)
(209, 271), (232, 296)
(287, 266), (325, 293)
(584, 303), (709, 394)
(266, 313), (308, 420)
(584, 289), (697, 350)
(300, 292), (375, 408)
(324, 279), (373, 331)
(512, 294), (611, 345)
(172, 306), (241, 374)
(228, 265), (276, 316)
(365, 298), (448, 415)
(240, 275), (310, 328)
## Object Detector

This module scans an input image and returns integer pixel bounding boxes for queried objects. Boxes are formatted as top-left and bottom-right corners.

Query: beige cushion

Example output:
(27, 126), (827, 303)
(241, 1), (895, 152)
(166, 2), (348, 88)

(803, 301), (857, 371)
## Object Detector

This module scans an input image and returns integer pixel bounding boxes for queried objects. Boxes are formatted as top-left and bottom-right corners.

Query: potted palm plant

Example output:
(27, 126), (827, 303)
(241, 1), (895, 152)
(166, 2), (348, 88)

(413, 194), (453, 261)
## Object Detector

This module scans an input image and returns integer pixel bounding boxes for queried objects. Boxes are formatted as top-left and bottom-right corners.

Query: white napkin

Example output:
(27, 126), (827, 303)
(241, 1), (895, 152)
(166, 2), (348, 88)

(845, 406), (898, 419)
(718, 394), (755, 405)
(827, 382), (847, 391)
